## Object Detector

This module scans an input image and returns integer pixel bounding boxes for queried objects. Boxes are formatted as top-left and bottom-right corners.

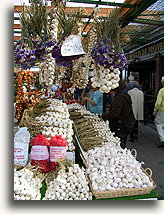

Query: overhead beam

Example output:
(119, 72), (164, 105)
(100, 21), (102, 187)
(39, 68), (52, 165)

(118, 0), (143, 18)
(14, 24), (21, 29)
(68, 0), (136, 8)
(138, 13), (164, 16)
(132, 18), (164, 26)
(121, 0), (158, 28)
(14, 6), (113, 18)
(14, 36), (21, 40)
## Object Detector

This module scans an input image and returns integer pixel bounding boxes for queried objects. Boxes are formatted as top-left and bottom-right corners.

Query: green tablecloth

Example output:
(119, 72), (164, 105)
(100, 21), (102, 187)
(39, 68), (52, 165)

(40, 180), (159, 200)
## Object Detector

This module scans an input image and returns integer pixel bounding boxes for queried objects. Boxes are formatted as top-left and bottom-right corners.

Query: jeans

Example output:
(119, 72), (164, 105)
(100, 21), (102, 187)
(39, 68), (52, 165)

(154, 111), (164, 143)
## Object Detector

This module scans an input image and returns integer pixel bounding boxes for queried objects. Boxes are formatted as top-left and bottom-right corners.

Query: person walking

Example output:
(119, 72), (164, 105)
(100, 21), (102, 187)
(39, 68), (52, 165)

(153, 77), (164, 148)
(82, 86), (103, 114)
(100, 80), (133, 149)
(122, 75), (135, 93)
(128, 81), (144, 142)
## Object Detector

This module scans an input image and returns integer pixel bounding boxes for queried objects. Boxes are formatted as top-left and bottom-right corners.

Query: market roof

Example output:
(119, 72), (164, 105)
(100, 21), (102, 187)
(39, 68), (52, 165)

(14, 0), (164, 53)
(120, 0), (164, 52)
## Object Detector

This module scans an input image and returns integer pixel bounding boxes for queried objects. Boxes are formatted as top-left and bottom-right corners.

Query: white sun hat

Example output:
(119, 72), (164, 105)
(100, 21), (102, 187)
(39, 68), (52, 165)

(128, 75), (134, 81)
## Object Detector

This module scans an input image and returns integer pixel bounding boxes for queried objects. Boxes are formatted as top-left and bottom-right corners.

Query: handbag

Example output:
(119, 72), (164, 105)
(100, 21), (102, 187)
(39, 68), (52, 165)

(118, 108), (136, 134)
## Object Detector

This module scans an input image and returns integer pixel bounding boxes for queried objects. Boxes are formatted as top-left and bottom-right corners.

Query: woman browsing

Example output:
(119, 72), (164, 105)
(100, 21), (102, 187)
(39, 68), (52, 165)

(82, 86), (103, 115)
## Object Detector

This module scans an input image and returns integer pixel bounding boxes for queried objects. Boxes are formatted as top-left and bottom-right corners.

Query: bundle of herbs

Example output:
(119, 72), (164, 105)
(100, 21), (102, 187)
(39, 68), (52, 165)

(19, 0), (51, 48)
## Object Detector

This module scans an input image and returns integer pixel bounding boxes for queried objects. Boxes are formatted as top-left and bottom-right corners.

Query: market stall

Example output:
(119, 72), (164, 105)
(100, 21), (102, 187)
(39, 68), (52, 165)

(14, 0), (159, 200)
(14, 98), (158, 200)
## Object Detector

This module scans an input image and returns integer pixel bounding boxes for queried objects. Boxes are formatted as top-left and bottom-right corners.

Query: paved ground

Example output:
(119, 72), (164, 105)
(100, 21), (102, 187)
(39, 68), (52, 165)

(126, 122), (163, 199)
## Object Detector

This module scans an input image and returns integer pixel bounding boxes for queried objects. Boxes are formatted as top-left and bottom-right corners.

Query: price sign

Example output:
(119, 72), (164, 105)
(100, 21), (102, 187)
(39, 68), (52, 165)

(61, 35), (86, 56)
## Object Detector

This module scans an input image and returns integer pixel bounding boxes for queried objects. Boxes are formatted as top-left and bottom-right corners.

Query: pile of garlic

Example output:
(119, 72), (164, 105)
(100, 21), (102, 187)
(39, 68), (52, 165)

(85, 144), (154, 191)
(43, 164), (93, 200)
(68, 103), (121, 151)
(67, 102), (88, 112)
(90, 64), (120, 93)
(85, 115), (121, 147)
(35, 99), (75, 151)
(14, 167), (43, 200)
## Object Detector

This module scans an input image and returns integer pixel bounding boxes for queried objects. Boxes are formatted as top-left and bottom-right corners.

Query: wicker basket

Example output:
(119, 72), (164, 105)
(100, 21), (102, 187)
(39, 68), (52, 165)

(86, 167), (156, 199)
(84, 148), (156, 199)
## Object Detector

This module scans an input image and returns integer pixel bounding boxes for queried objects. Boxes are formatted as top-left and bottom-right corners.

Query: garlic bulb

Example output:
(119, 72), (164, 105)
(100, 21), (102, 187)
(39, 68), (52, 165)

(85, 144), (154, 191)
(14, 166), (43, 200)
(91, 63), (120, 93)
(35, 99), (75, 151)
(71, 54), (92, 89)
(39, 54), (56, 88)
(49, 8), (58, 41)
(43, 164), (93, 200)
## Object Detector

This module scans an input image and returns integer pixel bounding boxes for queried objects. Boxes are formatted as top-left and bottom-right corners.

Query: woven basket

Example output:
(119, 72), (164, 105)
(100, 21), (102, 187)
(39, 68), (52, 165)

(86, 167), (156, 199)
(84, 148), (156, 199)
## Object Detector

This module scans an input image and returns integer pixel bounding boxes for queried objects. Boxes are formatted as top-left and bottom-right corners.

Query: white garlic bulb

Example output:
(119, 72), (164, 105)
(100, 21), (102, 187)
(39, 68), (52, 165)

(43, 164), (93, 200)
(85, 144), (154, 191)
(91, 63), (121, 93)
(14, 166), (43, 200)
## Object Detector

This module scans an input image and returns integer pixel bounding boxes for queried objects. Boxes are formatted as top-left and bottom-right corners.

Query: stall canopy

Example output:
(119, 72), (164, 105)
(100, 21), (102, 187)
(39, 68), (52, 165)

(14, 0), (164, 53)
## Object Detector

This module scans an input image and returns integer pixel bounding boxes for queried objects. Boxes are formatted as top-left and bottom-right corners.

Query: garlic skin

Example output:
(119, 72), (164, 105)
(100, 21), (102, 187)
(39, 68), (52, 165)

(43, 164), (93, 200)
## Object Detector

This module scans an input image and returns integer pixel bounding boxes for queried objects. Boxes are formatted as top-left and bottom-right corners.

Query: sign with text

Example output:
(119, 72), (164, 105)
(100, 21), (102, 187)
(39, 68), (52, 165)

(61, 35), (86, 56)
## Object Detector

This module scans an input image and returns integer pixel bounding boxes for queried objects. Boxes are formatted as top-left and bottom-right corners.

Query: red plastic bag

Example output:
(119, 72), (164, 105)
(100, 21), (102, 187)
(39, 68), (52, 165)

(49, 135), (67, 171)
(30, 134), (49, 173)
(30, 134), (49, 146)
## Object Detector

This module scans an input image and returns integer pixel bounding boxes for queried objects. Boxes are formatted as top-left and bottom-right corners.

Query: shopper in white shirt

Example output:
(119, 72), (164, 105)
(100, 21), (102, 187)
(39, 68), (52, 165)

(128, 81), (144, 142)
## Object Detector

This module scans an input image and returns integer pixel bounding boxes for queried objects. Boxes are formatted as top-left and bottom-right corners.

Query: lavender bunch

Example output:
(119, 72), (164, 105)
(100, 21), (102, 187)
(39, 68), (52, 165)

(91, 38), (127, 69)
(14, 39), (56, 70)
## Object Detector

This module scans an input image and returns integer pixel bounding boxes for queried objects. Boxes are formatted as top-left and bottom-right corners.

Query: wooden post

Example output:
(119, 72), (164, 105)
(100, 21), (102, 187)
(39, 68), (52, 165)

(155, 54), (163, 95)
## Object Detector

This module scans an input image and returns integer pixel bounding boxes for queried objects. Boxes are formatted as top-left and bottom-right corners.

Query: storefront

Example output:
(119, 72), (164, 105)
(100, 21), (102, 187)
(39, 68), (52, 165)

(126, 38), (163, 95)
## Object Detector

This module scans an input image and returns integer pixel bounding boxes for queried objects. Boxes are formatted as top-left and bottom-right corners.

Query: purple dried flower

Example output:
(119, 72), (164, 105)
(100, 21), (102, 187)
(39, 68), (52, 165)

(91, 38), (127, 69)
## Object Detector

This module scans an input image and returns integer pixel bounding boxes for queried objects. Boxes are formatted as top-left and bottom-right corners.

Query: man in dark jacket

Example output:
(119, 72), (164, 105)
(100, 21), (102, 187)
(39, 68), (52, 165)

(101, 80), (132, 149)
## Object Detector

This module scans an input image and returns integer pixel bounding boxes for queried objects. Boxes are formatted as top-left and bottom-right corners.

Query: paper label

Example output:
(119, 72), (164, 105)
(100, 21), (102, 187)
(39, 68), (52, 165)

(50, 146), (66, 162)
(14, 142), (28, 166)
(61, 35), (86, 56)
(31, 146), (49, 160)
